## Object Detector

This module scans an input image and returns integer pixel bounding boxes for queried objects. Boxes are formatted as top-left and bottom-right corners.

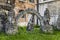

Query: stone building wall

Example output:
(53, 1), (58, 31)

(47, 1), (60, 25)
(38, 0), (60, 25)
(48, 1), (60, 15)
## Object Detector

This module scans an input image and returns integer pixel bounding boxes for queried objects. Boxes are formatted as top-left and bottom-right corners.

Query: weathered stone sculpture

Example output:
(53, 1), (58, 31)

(44, 8), (50, 24)
(5, 10), (18, 34)
(0, 11), (5, 32)
(0, 10), (8, 32)
(43, 8), (53, 33)
(16, 8), (44, 32)
(0, 7), (54, 34)
(16, 8), (53, 33)
(0, 9), (18, 34)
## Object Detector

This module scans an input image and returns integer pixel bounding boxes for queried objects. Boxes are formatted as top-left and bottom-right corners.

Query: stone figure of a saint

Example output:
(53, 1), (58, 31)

(44, 8), (50, 24)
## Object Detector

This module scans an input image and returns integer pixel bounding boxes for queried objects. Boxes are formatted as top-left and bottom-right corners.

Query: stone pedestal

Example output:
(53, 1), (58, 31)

(42, 24), (53, 33)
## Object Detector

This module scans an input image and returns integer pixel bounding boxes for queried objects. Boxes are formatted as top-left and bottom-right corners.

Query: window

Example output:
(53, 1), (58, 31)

(29, 0), (34, 3)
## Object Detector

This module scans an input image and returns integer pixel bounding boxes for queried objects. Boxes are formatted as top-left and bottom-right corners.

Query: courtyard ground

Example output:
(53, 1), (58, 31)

(0, 27), (60, 40)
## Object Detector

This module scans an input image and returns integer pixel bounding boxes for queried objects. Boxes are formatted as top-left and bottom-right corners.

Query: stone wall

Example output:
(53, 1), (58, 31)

(48, 1), (60, 15)
(47, 1), (60, 25)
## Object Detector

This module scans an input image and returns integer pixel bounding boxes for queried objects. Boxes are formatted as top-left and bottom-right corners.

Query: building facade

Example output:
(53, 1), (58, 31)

(14, 0), (37, 26)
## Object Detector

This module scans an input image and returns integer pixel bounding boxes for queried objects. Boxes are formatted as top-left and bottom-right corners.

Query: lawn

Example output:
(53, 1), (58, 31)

(0, 27), (60, 40)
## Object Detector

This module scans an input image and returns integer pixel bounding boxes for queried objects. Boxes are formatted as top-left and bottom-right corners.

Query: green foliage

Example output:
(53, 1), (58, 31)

(34, 25), (40, 28)
(0, 27), (60, 40)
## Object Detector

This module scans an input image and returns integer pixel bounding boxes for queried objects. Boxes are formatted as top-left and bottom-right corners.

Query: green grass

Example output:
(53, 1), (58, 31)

(0, 27), (60, 40)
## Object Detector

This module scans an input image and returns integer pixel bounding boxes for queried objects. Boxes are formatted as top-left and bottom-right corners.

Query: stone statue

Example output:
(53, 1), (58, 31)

(44, 8), (50, 24)
(5, 10), (18, 34)
(43, 8), (53, 33)
(0, 10), (7, 32)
